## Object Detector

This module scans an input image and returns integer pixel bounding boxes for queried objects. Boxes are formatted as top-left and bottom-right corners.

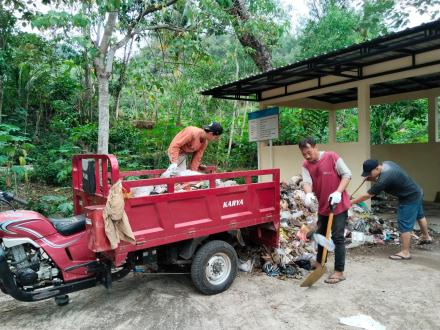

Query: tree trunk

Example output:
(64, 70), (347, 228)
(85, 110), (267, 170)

(24, 90), (29, 134)
(81, 2), (93, 121)
(93, 11), (118, 154)
(175, 99), (183, 126)
(216, 107), (224, 165)
(83, 51), (93, 120)
(114, 37), (134, 119)
(240, 106), (247, 138)
(227, 46), (240, 164)
(226, 0), (273, 72)
(114, 89), (122, 119)
(97, 72), (110, 154)
(227, 108), (237, 164)
(173, 50), (184, 126)
(33, 101), (42, 142)
(153, 95), (158, 121)
(90, 1), (178, 153)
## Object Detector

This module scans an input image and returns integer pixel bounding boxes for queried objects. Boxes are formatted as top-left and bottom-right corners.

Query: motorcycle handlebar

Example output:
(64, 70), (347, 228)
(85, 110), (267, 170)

(0, 191), (28, 206)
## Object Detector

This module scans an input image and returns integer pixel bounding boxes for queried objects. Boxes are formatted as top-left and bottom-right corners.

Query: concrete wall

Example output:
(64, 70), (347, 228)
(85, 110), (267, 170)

(260, 142), (440, 201)
(260, 142), (372, 200)
(371, 142), (440, 201)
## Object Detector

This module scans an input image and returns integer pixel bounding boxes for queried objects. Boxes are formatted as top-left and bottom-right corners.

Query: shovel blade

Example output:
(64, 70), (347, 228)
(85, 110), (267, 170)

(300, 265), (327, 287)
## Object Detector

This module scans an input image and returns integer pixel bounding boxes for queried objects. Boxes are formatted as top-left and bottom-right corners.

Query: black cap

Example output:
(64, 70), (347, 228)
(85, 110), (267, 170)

(362, 159), (379, 177)
(203, 122), (223, 136)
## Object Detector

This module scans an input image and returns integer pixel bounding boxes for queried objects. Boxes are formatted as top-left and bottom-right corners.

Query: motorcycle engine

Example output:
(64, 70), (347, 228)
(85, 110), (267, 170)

(7, 244), (59, 287)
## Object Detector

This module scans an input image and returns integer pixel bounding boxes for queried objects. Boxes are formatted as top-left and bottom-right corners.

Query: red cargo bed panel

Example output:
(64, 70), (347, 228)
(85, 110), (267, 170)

(72, 154), (280, 256)
(168, 197), (212, 228)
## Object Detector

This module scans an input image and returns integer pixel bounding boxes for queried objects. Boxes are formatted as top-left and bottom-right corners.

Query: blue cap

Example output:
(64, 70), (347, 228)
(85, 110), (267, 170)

(203, 122), (223, 136)
(362, 159), (379, 177)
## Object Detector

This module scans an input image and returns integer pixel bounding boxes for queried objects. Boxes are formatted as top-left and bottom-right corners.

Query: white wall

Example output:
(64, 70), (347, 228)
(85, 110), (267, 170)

(260, 142), (371, 200)
(260, 141), (440, 201)
(371, 142), (440, 201)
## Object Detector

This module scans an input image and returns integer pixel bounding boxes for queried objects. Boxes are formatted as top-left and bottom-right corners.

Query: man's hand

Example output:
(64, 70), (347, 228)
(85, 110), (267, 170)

(305, 192), (317, 207)
(351, 193), (373, 206)
(329, 191), (342, 205)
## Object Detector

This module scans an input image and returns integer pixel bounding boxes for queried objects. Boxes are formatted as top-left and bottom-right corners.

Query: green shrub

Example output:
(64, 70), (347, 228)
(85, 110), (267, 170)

(33, 143), (80, 185)
(28, 194), (73, 217)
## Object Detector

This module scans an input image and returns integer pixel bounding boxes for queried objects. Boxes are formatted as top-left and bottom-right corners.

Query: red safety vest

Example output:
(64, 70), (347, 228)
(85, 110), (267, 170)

(303, 151), (351, 216)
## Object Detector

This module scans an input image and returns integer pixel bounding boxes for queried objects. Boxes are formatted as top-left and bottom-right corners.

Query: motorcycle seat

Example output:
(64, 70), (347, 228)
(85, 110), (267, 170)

(49, 215), (86, 236)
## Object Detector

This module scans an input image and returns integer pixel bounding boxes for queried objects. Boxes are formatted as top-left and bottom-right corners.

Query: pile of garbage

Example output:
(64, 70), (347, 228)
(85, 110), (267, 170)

(371, 194), (398, 214)
(127, 167), (401, 279)
(130, 167), (238, 197)
(237, 175), (399, 279)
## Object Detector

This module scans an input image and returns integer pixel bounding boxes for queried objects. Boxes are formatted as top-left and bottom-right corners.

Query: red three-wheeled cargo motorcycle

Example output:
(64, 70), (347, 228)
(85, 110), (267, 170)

(0, 154), (279, 305)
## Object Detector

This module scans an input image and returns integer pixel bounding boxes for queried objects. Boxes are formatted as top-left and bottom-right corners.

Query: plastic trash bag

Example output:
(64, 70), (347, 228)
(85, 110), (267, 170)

(238, 259), (254, 272)
(312, 233), (335, 252)
(339, 314), (386, 330)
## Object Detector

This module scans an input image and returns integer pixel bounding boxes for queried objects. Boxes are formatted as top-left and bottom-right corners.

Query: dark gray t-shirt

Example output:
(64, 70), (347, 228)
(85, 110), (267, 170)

(368, 161), (422, 203)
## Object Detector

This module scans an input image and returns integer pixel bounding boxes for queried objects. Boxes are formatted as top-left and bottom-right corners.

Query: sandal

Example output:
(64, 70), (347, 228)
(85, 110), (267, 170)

(417, 239), (433, 245)
(389, 254), (411, 260)
(324, 276), (346, 284)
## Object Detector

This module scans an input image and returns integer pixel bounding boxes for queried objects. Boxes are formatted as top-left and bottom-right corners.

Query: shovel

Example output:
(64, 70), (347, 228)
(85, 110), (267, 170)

(349, 178), (367, 200)
(300, 201), (335, 288)
(350, 178), (369, 212)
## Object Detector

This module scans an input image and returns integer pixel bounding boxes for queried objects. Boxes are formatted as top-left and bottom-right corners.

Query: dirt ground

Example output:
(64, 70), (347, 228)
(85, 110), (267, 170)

(1, 240), (439, 330)
(1, 197), (439, 330)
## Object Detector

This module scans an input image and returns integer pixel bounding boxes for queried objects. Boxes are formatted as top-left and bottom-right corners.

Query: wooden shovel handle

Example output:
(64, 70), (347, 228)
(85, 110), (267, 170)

(349, 178), (366, 199)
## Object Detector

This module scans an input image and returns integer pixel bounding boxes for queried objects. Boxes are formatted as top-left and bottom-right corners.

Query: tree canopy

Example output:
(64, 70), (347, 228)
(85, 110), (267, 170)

(0, 0), (438, 195)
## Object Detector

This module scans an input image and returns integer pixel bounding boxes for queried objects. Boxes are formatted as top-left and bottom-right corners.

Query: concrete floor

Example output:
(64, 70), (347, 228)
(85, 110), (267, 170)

(423, 202), (440, 234)
(1, 201), (439, 329)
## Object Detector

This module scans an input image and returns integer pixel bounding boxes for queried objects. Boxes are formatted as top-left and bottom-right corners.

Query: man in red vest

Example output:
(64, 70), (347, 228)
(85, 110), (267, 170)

(299, 137), (352, 284)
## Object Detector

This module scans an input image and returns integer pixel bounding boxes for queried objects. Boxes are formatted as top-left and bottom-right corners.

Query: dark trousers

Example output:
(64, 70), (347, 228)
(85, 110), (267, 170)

(316, 210), (348, 272)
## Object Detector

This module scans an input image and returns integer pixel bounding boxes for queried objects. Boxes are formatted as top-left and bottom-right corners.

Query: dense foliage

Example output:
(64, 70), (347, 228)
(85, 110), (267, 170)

(0, 0), (438, 216)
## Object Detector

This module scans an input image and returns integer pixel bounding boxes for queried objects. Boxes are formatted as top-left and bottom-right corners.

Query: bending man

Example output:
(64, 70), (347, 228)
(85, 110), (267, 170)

(351, 159), (432, 260)
(167, 122), (223, 174)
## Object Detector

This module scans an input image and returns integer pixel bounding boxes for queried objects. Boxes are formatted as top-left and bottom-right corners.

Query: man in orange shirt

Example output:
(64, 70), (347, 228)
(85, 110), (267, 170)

(167, 122), (223, 175)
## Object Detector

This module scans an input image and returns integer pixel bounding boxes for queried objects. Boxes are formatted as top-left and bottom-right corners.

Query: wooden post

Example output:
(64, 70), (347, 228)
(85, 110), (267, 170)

(428, 95), (438, 143)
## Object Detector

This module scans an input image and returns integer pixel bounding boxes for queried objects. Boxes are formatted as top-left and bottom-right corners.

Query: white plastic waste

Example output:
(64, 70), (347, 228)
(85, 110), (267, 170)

(238, 259), (254, 272)
(280, 211), (291, 220)
(339, 314), (386, 330)
(155, 165), (213, 193)
(294, 252), (314, 261)
(312, 233), (335, 252)
(291, 211), (304, 219)
(131, 186), (154, 197)
(364, 235), (375, 244)
(352, 231), (365, 243)
(216, 179), (232, 187)
(346, 231), (366, 249)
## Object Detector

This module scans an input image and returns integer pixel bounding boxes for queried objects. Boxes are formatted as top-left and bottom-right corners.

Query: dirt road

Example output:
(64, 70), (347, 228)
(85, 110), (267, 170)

(1, 242), (439, 330)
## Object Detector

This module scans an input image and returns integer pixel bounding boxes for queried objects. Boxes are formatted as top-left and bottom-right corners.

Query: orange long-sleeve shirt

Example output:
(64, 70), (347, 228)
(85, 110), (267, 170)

(167, 126), (208, 171)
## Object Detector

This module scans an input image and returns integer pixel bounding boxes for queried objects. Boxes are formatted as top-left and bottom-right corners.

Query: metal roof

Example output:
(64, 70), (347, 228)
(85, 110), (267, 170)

(201, 20), (440, 104)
